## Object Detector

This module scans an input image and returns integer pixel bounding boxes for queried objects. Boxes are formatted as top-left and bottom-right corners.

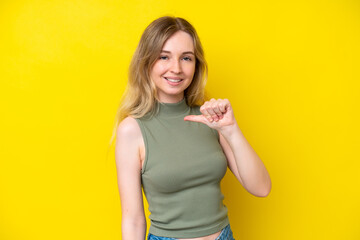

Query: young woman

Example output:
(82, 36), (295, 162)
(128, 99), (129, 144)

(112, 16), (271, 240)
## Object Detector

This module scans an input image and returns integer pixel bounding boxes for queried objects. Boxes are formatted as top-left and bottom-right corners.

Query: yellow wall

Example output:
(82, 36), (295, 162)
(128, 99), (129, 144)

(1, 0), (359, 239)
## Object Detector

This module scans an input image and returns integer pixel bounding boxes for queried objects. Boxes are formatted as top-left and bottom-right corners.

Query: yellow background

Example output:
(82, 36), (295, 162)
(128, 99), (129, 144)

(1, 0), (359, 239)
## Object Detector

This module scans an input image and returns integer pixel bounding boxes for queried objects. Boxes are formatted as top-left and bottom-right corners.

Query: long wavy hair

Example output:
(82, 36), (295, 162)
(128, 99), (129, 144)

(109, 16), (208, 147)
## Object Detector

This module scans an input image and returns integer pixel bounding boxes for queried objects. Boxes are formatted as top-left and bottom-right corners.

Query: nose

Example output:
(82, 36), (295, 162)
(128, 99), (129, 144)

(170, 59), (182, 74)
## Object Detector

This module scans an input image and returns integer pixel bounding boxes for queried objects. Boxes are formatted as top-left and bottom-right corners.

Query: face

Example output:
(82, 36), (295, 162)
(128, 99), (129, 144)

(150, 30), (196, 103)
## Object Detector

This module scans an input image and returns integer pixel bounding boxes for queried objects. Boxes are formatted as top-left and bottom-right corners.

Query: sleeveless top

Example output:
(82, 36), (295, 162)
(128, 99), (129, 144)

(135, 97), (229, 238)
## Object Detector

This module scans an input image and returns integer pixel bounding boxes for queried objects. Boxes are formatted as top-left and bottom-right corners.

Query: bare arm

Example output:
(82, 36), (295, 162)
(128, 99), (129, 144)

(218, 131), (244, 187)
(115, 117), (146, 240)
(184, 98), (271, 198)
(219, 127), (271, 197)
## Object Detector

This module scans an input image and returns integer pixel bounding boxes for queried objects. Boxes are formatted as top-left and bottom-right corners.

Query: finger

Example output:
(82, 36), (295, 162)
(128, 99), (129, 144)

(184, 115), (208, 124)
(211, 102), (223, 120)
(218, 99), (227, 113)
(200, 102), (214, 122)
(206, 107), (219, 121)
(208, 99), (224, 121)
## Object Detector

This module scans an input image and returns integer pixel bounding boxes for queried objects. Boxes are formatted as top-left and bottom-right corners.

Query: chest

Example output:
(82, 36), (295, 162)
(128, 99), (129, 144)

(140, 119), (228, 193)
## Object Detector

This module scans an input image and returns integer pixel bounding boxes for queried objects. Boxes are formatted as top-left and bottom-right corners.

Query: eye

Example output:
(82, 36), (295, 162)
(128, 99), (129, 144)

(159, 55), (168, 60)
(182, 56), (192, 61)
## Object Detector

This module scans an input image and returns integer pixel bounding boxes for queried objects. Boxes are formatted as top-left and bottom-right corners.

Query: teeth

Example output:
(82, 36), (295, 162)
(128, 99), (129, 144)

(165, 78), (182, 83)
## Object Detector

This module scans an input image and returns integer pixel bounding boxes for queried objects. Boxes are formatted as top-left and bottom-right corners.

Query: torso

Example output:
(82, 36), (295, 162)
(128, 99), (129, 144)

(134, 109), (226, 240)
(137, 134), (222, 240)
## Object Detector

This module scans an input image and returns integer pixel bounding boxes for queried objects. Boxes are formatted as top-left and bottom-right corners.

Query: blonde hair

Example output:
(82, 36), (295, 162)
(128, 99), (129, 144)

(109, 16), (208, 148)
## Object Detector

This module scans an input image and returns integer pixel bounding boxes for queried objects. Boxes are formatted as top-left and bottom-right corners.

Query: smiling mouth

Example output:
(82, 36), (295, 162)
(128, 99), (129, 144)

(164, 77), (183, 83)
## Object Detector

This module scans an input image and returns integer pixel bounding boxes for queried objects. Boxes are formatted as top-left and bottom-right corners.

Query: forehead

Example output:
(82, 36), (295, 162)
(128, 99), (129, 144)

(162, 30), (194, 52)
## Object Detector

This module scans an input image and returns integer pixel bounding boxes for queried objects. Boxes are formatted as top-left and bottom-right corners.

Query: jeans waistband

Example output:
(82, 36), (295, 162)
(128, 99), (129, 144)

(147, 224), (235, 240)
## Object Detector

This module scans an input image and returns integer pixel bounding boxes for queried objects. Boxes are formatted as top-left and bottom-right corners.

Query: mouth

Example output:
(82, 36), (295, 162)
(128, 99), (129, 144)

(163, 77), (183, 83)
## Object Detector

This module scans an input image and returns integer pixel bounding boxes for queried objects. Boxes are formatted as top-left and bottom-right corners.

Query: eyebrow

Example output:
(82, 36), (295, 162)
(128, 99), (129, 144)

(161, 50), (195, 55)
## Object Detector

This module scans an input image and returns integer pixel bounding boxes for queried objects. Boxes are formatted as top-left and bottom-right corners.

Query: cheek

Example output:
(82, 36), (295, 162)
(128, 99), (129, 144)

(152, 62), (167, 75)
(187, 64), (196, 77)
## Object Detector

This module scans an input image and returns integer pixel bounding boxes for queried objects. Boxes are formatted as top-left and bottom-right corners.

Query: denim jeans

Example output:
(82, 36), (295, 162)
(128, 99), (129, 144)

(147, 224), (235, 240)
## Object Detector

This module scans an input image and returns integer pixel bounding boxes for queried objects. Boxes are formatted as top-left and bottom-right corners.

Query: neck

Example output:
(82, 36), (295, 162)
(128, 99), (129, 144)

(157, 94), (185, 104)
(156, 97), (189, 117)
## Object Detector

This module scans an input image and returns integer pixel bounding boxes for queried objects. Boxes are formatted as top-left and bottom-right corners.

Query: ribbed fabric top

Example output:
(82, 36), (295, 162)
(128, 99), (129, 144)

(135, 98), (229, 238)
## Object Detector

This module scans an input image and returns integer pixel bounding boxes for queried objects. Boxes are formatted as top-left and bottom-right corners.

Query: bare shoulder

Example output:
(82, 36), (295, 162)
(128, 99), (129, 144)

(115, 116), (144, 172)
(116, 116), (142, 141)
(115, 116), (143, 162)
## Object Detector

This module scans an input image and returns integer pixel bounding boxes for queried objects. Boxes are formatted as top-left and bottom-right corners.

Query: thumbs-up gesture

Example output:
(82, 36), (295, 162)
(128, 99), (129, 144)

(184, 98), (237, 131)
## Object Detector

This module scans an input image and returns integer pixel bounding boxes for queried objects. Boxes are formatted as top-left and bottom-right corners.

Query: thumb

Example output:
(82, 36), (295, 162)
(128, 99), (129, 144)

(184, 115), (207, 124)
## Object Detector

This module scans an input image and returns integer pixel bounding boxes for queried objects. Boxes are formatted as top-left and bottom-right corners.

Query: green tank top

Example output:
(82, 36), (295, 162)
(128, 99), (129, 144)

(135, 97), (229, 238)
